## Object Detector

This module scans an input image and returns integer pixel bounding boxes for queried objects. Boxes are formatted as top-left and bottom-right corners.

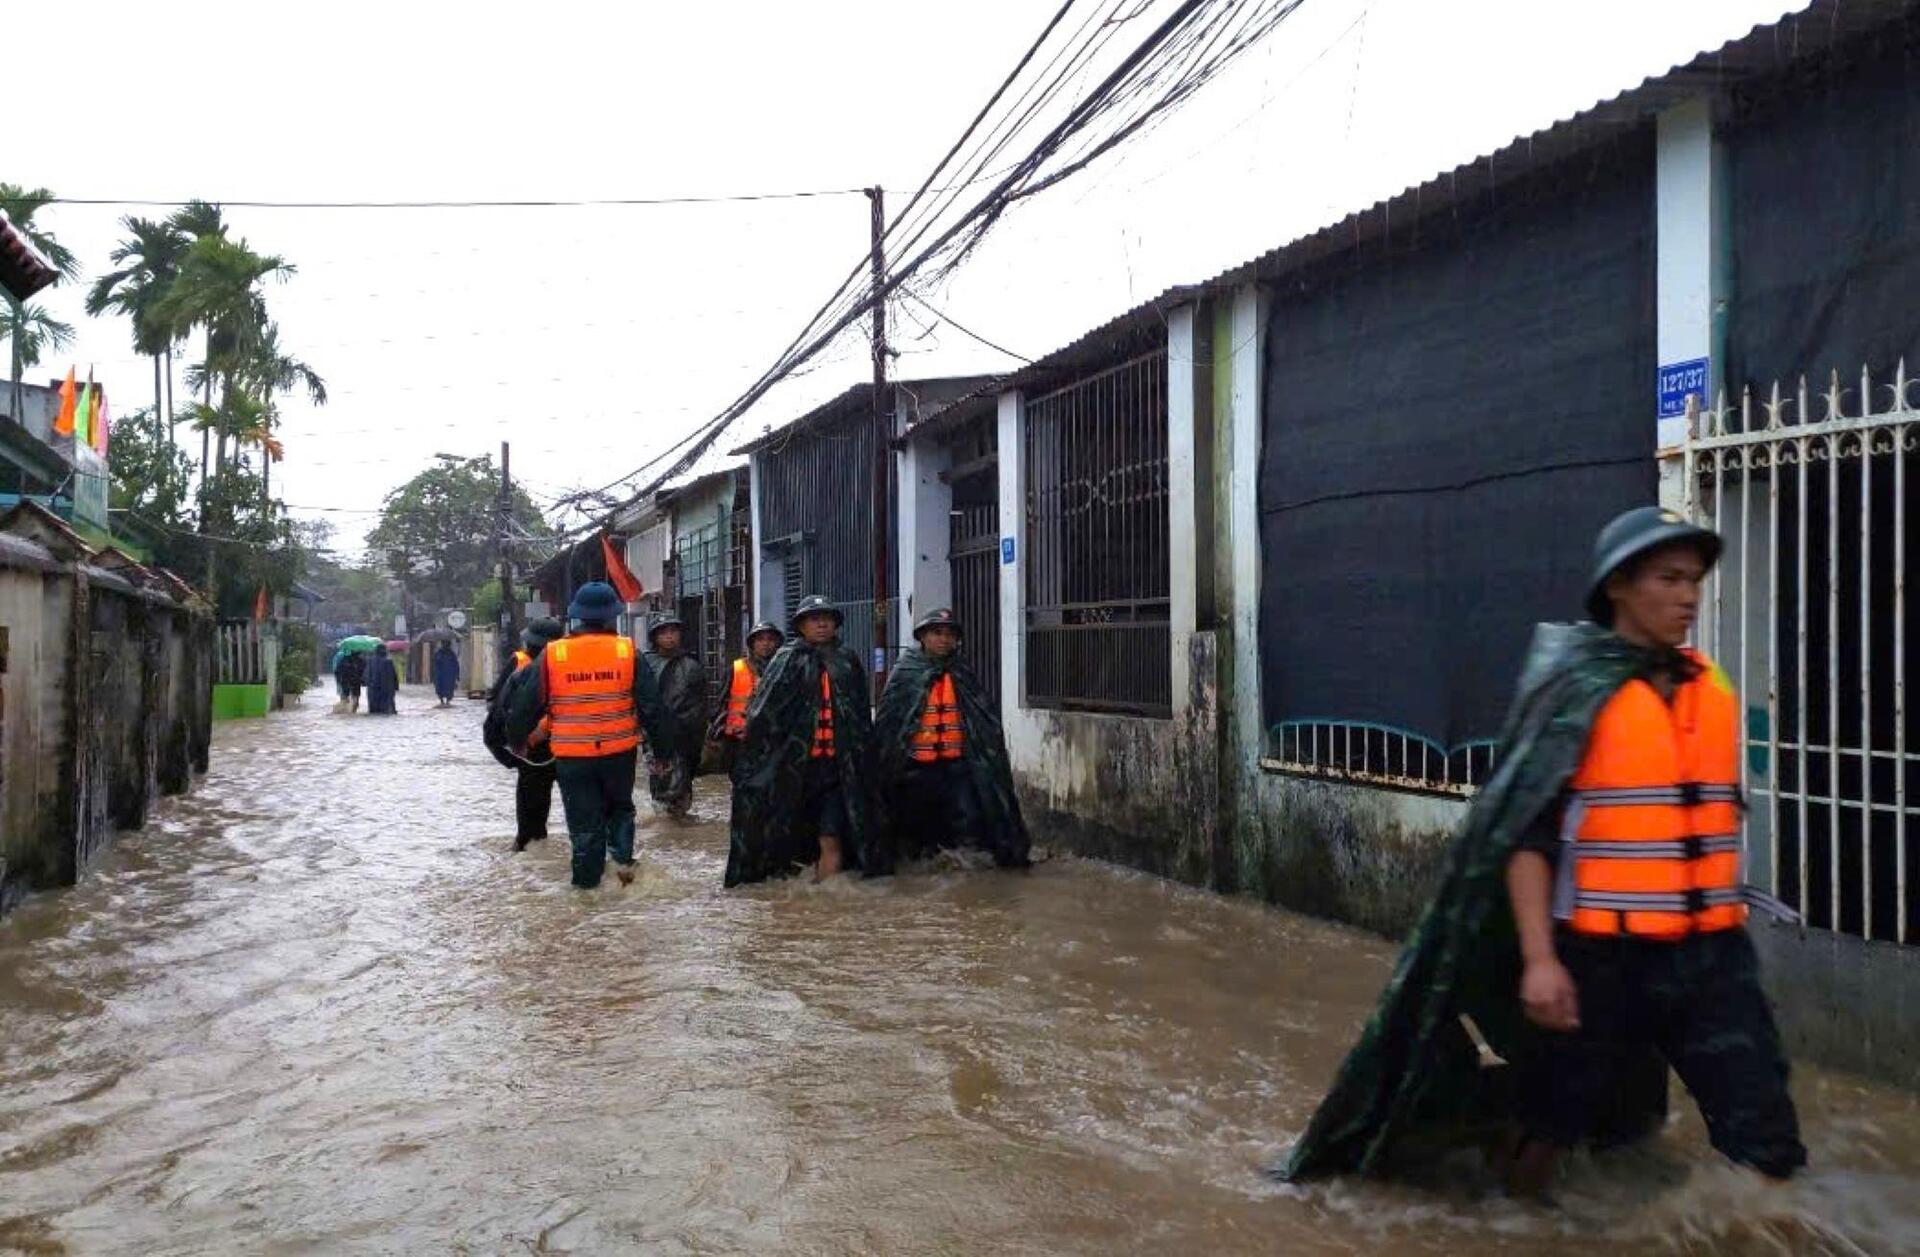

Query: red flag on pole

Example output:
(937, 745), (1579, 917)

(602, 534), (643, 603)
(53, 367), (76, 436)
(253, 585), (270, 622)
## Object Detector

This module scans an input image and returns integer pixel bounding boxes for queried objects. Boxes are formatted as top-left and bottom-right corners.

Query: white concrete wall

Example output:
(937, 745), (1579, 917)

(897, 434), (953, 624)
(1167, 304), (1200, 717)
(996, 390), (1037, 762)
(749, 452), (772, 623)
(1228, 284), (1268, 798)
(1655, 98), (1725, 461)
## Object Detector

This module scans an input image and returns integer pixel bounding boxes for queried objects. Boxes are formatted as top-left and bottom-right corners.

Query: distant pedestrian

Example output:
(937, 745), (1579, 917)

(432, 642), (461, 707)
(365, 644), (399, 715)
(725, 595), (886, 886)
(873, 608), (1029, 869)
(483, 619), (564, 851)
(336, 649), (367, 714)
(504, 582), (675, 889)
(642, 614), (708, 817)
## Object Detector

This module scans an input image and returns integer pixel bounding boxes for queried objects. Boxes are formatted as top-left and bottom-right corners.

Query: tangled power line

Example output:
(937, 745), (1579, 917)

(546, 0), (1310, 535)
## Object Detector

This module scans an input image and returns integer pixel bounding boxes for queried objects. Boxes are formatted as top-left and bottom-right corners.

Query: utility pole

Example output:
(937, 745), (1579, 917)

(496, 440), (519, 677)
(866, 185), (891, 698)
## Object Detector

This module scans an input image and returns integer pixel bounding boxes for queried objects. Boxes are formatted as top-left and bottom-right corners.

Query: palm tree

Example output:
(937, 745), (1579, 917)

(0, 184), (81, 427)
(236, 323), (326, 504)
(160, 201), (230, 494)
(152, 232), (293, 516)
(0, 301), (76, 373)
(86, 215), (189, 452)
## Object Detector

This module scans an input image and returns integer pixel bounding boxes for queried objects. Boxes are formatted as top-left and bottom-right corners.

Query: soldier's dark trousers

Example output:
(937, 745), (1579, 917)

(555, 750), (638, 888)
(648, 751), (697, 813)
(1519, 927), (1806, 1178)
(515, 763), (556, 841)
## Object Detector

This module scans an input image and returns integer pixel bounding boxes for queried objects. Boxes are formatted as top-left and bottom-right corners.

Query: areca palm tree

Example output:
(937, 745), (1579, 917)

(152, 232), (293, 511)
(0, 184), (81, 427)
(236, 323), (326, 504)
(0, 301), (76, 372)
(86, 215), (188, 449)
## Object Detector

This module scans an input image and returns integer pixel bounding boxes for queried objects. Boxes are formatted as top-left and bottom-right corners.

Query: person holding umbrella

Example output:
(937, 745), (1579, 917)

(432, 641), (461, 707)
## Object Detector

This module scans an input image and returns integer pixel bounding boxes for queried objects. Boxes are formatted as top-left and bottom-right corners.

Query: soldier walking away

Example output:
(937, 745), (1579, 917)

(334, 648), (366, 713)
(364, 643), (399, 715)
(504, 582), (675, 889)
(724, 595), (887, 886)
(483, 618), (564, 852)
(873, 608), (1029, 869)
(1278, 506), (1804, 1193)
(642, 614), (708, 818)
(707, 620), (783, 772)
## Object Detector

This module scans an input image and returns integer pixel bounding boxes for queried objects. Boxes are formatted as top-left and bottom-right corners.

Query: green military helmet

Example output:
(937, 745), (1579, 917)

(747, 620), (784, 648)
(789, 594), (843, 631)
(647, 613), (684, 645)
(1585, 506), (1723, 625)
(912, 607), (963, 641)
(522, 618), (565, 653)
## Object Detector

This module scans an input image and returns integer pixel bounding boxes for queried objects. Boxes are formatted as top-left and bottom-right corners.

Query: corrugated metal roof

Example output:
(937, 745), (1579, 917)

(729, 375), (997, 457)
(987, 0), (1915, 393)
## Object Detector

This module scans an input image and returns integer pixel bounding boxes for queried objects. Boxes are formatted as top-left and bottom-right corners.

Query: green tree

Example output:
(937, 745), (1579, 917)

(367, 455), (552, 617)
(107, 406), (194, 520)
(235, 322), (326, 504)
(85, 215), (189, 449)
(0, 184), (81, 426)
(0, 301), (75, 372)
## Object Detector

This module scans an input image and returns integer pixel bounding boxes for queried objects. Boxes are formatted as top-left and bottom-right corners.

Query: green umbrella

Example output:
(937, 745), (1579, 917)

(337, 635), (381, 654)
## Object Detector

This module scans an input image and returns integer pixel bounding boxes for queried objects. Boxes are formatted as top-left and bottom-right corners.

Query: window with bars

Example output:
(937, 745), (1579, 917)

(1023, 349), (1171, 717)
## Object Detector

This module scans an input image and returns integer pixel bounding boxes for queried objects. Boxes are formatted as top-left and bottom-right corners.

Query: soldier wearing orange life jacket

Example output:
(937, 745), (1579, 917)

(504, 582), (676, 889)
(483, 618), (565, 851)
(873, 608), (1030, 869)
(723, 595), (885, 886)
(1505, 507), (1805, 1192)
(708, 621), (783, 752)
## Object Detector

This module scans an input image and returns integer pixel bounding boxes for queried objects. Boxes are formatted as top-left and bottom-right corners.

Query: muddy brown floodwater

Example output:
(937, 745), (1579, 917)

(3, 691), (1920, 1255)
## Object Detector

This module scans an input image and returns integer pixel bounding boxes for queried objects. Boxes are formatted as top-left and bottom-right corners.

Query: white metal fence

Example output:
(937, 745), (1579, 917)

(1677, 366), (1920, 944)
(1265, 722), (1497, 797)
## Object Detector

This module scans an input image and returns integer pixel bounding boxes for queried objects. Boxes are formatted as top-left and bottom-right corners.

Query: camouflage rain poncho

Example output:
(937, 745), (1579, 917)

(1279, 622), (1672, 1181)
(723, 638), (889, 887)
(872, 646), (1030, 868)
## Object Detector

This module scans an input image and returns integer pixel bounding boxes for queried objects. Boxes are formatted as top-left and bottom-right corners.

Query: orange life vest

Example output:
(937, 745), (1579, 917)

(541, 634), (641, 758)
(908, 674), (965, 763)
(721, 657), (757, 739)
(1557, 650), (1746, 939)
(810, 671), (835, 759)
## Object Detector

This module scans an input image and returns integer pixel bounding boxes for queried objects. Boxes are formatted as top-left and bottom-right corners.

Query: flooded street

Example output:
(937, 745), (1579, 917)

(2, 692), (1919, 1255)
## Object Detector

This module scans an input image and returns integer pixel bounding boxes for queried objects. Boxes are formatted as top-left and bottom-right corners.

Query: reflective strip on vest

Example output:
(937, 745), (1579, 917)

(908, 674), (965, 763)
(810, 670), (835, 759)
(513, 650), (531, 672)
(1560, 651), (1750, 940)
(722, 657), (755, 738)
(542, 635), (641, 758)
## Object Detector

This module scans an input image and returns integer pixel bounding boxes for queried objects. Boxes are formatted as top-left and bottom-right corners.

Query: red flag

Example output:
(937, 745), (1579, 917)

(602, 534), (643, 603)
(252, 585), (270, 622)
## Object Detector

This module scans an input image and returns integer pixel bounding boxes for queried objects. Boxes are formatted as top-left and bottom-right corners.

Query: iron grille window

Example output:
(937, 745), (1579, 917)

(1024, 349), (1171, 717)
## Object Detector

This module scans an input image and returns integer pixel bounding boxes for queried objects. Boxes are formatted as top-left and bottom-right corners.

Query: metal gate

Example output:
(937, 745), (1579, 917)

(1677, 368), (1920, 944)
(951, 501), (1001, 714)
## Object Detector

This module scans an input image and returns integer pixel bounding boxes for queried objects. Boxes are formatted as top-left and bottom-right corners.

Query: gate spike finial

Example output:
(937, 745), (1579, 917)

(1824, 369), (1846, 424)
(1764, 380), (1786, 432)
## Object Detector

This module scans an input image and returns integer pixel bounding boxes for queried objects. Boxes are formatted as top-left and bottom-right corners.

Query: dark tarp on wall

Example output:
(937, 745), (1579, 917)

(1259, 133), (1657, 751)
(1726, 9), (1920, 392)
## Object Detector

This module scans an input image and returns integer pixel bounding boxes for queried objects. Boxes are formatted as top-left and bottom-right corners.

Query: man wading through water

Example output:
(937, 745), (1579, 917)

(482, 618), (564, 851)
(642, 614), (708, 818)
(505, 582), (675, 889)
(724, 595), (887, 886)
(707, 620), (783, 772)
(873, 608), (1030, 869)
(1280, 507), (1804, 1195)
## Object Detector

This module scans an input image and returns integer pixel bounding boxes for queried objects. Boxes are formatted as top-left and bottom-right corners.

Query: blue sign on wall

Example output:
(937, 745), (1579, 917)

(1657, 357), (1710, 419)
(1000, 536), (1016, 566)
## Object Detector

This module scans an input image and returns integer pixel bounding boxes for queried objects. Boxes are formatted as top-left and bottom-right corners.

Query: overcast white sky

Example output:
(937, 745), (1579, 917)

(12, 0), (1797, 562)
